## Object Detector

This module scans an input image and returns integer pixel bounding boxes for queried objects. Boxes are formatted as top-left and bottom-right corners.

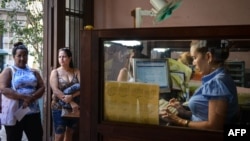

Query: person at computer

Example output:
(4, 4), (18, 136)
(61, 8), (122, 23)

(159, 40), (239, 130)
(105, 43), (128, 81)
(177, 52), (193, 66)
(177, 51), (202, 81)
(117, 47), (149, 82)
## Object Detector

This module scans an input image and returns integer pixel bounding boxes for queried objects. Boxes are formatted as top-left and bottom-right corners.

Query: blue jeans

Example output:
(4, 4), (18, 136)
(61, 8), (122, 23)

(52, 109), (79, 134)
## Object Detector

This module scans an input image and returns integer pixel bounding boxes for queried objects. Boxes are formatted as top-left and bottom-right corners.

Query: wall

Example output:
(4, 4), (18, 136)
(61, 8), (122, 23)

(94, 0), (250, 29)
(229, 52), (250, 69)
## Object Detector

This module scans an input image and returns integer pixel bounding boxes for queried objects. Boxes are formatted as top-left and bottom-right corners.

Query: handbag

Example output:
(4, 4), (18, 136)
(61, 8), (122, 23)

(0, 66), (19, 125)
(61, 107), (80, 118)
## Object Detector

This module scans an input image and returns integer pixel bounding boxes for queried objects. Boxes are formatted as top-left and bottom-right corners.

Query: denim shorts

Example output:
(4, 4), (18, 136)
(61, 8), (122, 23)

(52, 109), (79, 134)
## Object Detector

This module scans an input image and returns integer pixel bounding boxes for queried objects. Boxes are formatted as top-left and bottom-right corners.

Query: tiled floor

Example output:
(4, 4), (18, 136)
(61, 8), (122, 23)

(0, 126), (28, 141)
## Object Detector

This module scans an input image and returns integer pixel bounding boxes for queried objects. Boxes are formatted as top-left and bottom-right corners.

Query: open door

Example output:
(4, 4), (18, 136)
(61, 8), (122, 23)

(43, 0), (93, 140)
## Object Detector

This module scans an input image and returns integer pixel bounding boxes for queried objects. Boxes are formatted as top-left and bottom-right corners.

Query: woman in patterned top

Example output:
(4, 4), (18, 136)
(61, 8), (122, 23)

(50, 47), (80, 141)
(0, 42), (45, 141)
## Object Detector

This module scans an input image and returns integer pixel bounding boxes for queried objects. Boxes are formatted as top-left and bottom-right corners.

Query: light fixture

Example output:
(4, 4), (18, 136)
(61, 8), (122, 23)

(134, 0), (182, 28)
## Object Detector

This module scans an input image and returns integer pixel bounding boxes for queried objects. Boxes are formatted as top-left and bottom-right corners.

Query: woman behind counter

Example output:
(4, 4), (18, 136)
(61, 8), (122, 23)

(160, 40), (239, 130)
(117, 46), (149, 82)
(0, 42), (45, 141)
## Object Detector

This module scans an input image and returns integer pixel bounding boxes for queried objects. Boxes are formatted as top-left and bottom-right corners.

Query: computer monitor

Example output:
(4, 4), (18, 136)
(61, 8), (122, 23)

(132, 58), (171, 93)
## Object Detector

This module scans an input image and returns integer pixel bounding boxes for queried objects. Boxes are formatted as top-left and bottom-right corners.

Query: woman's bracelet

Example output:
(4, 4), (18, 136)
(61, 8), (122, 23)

(185, 120), (190, 127)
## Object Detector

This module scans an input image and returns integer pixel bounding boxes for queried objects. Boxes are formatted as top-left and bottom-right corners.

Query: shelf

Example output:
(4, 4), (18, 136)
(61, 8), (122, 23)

(226, 61), (245, 87)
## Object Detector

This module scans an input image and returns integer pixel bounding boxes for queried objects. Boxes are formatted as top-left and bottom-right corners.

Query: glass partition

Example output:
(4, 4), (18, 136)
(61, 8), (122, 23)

(103, 39), (250, 129)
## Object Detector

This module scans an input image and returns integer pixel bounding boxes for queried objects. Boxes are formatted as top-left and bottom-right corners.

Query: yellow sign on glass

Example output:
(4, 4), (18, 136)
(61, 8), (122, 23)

(104, 81), (159, 125)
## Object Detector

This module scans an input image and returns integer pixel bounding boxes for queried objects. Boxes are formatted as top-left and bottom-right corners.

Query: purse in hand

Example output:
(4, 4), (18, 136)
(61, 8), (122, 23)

(61, 108), (80, 118)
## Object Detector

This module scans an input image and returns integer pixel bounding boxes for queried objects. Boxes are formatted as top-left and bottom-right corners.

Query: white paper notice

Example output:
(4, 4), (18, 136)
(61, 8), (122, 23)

(14, 107), (31, 121)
